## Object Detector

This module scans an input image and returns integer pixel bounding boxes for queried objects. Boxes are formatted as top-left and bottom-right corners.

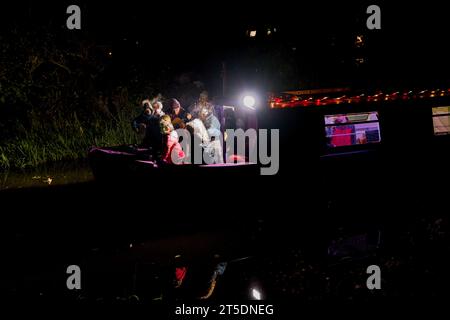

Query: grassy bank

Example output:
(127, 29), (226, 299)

(0, 110), (139, 170)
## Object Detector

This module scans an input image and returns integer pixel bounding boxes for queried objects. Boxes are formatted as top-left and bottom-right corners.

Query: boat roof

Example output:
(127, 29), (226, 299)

(269, 88), (450, 109)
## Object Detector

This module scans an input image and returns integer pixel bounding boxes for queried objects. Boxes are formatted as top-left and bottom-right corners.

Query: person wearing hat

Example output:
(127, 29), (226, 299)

(151, 101), (165, 117)
(168, 98), (192, 129)
(190, 91), (214, 119)
(132, 99), (154, 136)
(130, 100), (163, 153)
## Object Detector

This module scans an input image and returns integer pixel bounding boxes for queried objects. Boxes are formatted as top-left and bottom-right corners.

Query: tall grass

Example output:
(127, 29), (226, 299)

(0, 110), (139, 170)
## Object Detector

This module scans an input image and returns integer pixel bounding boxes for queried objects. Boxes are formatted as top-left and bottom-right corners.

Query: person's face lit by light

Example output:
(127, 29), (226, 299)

(153, 103), (162, 115)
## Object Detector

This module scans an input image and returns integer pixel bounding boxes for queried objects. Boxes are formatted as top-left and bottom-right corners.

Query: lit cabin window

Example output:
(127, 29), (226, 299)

(432, 106), (450, 136)
(325, 112), (381, 148)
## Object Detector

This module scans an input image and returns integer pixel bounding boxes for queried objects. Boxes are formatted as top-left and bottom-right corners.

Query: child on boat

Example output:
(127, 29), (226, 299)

(160, 115), (185, 164)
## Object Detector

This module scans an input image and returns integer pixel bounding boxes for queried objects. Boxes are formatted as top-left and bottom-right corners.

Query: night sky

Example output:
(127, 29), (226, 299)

(2, 1), (450, 92)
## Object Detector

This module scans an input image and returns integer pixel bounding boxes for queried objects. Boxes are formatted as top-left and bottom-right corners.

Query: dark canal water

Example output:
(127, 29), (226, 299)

(0, 160), (94, 190)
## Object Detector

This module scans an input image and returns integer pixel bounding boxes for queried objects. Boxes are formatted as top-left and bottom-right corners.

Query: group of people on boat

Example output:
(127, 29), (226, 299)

(132, 91), (223, 164)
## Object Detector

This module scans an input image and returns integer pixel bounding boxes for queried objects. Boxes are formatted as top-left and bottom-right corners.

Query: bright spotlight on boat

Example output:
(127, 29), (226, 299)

(251, 288), (262, 300)
(243, 95), (256, 109)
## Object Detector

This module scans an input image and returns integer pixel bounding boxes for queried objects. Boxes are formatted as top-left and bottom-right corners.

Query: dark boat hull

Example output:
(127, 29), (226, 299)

(88, 146), (260, 182)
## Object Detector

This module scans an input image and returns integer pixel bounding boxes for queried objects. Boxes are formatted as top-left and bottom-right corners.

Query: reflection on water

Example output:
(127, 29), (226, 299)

(0, 160), (94, 190)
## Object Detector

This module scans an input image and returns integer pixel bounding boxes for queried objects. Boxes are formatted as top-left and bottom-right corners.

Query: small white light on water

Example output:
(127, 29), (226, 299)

(251, 288), (262, 300)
